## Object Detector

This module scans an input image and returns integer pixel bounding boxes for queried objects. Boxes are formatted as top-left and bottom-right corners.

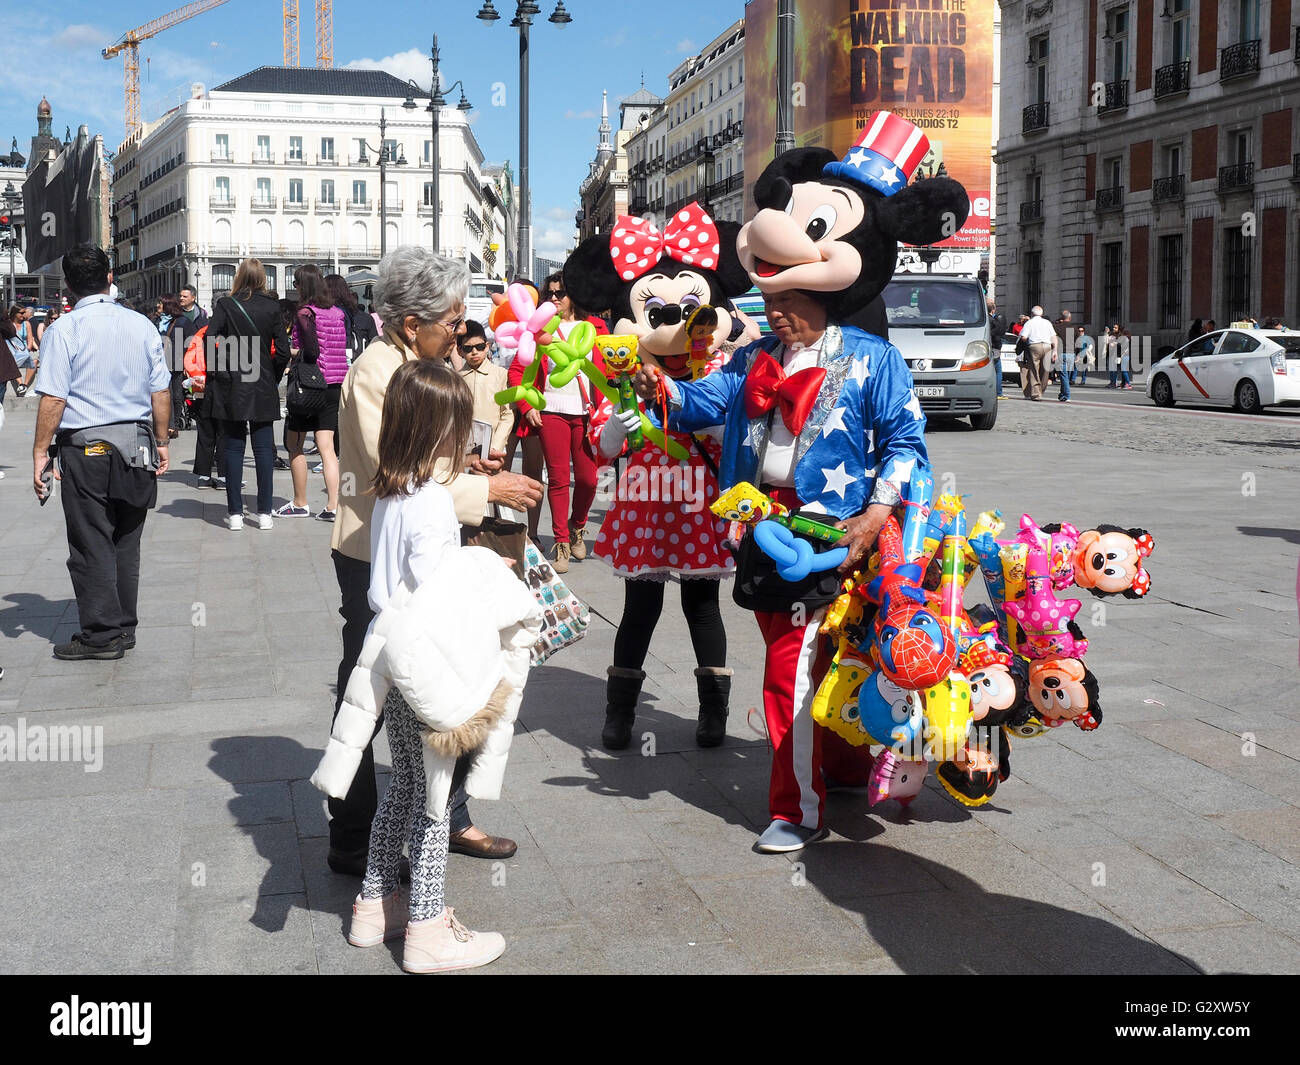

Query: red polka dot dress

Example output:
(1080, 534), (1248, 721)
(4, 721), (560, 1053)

(589, 352), (734, 581)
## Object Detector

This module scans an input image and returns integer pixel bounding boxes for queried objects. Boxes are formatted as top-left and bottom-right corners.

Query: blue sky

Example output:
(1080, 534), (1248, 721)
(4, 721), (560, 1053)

(0, 0), (747, 262)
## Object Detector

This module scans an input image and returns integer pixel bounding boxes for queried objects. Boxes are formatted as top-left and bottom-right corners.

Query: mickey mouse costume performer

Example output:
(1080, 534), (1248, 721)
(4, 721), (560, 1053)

(636, 113), (970, 852)
(564, 203), (752, 750)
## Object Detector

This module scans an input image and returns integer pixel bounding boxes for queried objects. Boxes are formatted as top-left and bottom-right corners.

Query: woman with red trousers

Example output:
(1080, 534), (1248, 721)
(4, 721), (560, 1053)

(507, 272), (607, 572)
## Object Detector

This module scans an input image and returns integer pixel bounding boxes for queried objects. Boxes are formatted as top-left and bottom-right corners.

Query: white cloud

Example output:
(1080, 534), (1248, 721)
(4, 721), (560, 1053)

(346, 49), (432, 92)
(565, 109), (598, 120)
(676, 38), (696, 54)
(533, 204), (579, 262)
(54, 24), (111, 51)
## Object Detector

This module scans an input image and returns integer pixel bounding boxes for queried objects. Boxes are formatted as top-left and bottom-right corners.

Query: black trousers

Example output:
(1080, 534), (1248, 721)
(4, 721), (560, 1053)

(612, 577), (727, 671)
(59, 446), (149, 647)
(192, 409), (226, 479)
(330, 549), (473, 852)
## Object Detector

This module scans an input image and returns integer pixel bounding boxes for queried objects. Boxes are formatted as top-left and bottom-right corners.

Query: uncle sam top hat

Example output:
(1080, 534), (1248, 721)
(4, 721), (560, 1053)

(822, 111), (931, 197)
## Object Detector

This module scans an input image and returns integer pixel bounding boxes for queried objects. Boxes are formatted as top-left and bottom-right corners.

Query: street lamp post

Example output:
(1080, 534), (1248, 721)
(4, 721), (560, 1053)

(478, 0), (572, 281)
(2, 181), (18, 304)
(357, 109), (407, 262)
(408, 37), (472, 256)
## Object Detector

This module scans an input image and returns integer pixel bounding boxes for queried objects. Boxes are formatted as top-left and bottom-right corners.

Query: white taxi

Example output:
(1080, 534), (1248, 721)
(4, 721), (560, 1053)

(1146, 329), (1300, 413)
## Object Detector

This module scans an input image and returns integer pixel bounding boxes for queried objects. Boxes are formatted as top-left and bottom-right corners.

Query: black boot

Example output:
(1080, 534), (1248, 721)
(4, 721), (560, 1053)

(694, 666), (732, 748)
(603, 666), (644, 750)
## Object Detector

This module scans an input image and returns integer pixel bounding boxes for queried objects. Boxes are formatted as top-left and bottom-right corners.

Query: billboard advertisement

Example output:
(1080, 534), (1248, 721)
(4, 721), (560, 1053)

(744, 0), (993, 250)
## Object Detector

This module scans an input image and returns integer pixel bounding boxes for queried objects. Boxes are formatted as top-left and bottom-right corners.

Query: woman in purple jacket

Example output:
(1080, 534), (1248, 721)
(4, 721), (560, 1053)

(277, 264), (350, 521)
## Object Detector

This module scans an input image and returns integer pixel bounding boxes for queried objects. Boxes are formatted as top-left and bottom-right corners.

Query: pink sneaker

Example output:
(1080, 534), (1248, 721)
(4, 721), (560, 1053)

(402, 907), (505, 973)
(347, 891), (408, 947)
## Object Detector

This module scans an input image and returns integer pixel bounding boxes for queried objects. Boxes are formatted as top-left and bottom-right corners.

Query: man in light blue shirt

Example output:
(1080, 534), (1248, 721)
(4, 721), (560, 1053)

(31, 244), (172, 661)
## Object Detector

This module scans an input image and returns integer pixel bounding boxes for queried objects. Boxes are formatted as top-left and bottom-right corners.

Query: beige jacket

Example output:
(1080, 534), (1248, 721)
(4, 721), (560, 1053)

(331, 336), (491, 562)
(459, 361), (514, 453)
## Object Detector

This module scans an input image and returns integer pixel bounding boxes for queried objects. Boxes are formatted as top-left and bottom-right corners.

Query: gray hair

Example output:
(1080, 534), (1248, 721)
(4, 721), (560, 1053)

(1031, 305), (1044, 317)
(375, 246), (469, 328)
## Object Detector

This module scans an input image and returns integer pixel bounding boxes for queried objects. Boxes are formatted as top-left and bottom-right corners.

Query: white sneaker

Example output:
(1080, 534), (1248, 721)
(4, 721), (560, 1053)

(225, 513), (244, 531)
(255, 513), (274, 530)
(402, 907), (505, 974)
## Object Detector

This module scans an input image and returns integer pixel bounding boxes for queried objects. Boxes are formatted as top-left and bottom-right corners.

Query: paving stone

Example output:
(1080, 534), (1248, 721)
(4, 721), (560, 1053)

(1028, 841), (1257, 935)
(1203, 807), (1300, 866)
(1146, 921), (1300, 975)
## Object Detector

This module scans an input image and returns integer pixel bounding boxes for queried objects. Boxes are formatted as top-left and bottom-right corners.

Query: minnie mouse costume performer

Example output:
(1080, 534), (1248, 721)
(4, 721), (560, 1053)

(641, 113), (970, 852)
(564, 202), (753, 750)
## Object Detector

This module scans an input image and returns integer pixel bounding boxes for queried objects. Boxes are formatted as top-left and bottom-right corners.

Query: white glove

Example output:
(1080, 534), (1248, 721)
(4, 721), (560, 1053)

(599, 407), (642, 458)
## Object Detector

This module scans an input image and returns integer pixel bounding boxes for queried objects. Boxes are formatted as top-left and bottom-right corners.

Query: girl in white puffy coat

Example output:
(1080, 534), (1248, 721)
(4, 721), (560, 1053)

(313, 359), (539, 974)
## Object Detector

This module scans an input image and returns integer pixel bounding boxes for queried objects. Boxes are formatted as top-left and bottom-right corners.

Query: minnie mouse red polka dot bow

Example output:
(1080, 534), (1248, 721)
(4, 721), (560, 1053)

(609, 202), (721, 282)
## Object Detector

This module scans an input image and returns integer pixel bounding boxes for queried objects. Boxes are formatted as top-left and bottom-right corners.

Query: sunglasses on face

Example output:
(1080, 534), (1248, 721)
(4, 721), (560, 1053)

(460, 341), (488, 353)
(546, 289), (565, 300)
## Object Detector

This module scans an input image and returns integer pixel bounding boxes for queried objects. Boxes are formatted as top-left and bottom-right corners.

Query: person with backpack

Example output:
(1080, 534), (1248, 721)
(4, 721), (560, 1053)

(207, 258), (292, 530)
(276, 265), (349, 521)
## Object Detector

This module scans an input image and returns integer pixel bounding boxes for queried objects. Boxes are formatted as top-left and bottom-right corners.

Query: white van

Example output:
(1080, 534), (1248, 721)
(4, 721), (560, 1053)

(467, 274), (506, 331)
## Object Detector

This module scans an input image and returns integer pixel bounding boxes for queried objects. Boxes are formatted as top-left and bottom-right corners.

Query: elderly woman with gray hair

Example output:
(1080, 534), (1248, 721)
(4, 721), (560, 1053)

(326, 246), (543, 877)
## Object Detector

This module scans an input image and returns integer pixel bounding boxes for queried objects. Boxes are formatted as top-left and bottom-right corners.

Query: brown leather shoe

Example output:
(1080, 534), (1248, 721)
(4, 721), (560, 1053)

(448, 829), (518, 859)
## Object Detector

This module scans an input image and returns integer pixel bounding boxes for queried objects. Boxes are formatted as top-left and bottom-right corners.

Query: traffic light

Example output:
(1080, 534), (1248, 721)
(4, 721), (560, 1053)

(0, 212), (10, 231)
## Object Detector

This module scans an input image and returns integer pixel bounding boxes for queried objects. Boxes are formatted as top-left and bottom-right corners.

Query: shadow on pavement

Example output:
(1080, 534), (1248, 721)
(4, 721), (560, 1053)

(521, 664), (766, 830)
(799, 841), (1205, 974)
(207, 734), (323, 934)
(0, 592), (75, 639)
(1237, 525), (1300, 545)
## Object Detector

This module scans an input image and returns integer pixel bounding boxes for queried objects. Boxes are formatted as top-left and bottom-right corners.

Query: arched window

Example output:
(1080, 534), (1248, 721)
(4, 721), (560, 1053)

(212, 263), (235, 296)
(264, 264), (277, 292)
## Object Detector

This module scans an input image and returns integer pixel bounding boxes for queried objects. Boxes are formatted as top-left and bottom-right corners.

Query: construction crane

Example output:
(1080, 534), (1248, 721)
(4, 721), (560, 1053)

(284, 0), (299, 66)
(104, 0), (233, 140)
(315, 0), (333, 68)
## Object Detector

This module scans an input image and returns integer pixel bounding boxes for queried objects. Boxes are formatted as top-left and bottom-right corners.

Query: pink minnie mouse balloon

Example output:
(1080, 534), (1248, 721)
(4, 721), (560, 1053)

(1003, 546), (1089, 660)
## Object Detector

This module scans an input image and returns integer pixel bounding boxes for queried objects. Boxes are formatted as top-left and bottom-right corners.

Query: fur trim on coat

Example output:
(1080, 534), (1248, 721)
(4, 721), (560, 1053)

(311, 545), (542, 820)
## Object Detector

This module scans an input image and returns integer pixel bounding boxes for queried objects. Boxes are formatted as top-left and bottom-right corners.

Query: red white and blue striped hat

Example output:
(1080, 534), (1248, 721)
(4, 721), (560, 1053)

(822, 112), (931, 197)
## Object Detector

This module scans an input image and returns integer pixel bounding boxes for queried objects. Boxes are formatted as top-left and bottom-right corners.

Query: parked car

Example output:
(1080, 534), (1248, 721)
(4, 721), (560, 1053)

(1000, 336), (1021, 388)
(881, 274), (997, 430)
(1145, 329), (1300, 413)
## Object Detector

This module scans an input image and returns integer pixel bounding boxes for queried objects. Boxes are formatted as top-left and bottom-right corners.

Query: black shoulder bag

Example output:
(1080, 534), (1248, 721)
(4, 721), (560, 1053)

(286, 308), (328, 416)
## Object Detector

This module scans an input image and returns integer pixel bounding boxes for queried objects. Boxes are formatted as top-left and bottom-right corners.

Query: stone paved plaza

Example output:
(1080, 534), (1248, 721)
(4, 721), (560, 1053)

(1, 388), (1298, 974)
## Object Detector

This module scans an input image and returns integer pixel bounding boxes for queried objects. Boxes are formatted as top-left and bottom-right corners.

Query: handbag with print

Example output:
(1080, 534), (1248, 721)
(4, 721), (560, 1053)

(522, 540), (590, 666)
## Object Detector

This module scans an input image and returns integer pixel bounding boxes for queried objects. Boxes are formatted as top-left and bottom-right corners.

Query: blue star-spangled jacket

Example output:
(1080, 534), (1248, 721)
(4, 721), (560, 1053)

(661, 324), (929, 520)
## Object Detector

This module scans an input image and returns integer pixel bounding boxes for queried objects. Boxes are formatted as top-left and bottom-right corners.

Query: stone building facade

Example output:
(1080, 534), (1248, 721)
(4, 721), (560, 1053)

(996, 0), (1300, 349)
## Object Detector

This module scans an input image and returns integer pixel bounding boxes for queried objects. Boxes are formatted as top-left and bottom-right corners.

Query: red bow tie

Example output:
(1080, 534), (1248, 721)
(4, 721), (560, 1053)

(744, 350), (827, 435)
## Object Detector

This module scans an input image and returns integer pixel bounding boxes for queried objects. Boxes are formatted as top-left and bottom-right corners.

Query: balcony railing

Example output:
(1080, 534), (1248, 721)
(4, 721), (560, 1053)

(314, 199), (339, 212)
(283, 198), (308, 213)
(1218, 162), (1254, 193)
(417, 202), (435, 215)
(1096, 186), (1124, 212)
(1097, 80), (1129, 115)
(1154, 60), (1191, 99)
(252, 153), (275, 165)
(1152, 174), (1186, 203)
(381, 199), (403, 212)
(250, 196), (277, 211)
(1022, 101), (1049, 134)
(285, 152), (305, 164)
(209, 196), (236, 210)
(346, 199), (373, 213)
(1019, 199), (1043, 223)
(1220, 39), (1261, 81)
(315, 153), (337, 166)
(630, 198), (649, 215)
(210, 150), (232, 162)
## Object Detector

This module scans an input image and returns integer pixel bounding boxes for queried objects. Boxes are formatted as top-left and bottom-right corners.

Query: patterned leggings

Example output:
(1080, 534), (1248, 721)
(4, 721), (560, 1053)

(361, 688), (450, 921)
